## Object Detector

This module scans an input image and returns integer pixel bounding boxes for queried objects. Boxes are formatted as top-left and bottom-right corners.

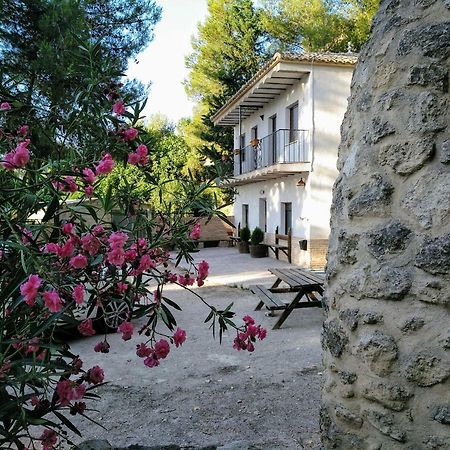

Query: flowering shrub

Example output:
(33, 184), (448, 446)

(0, 45), (265, 449)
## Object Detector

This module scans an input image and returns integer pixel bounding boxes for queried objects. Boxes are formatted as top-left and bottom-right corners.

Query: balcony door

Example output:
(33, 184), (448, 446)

(270, 115), (277, 164)
(289, 103), (298, 142)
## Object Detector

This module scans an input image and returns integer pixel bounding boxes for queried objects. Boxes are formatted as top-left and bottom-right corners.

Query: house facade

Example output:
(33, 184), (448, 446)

(212, 52), (357, 269)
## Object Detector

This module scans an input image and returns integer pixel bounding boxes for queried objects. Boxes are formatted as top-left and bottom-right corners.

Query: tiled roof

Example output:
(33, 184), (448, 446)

(212, 52), (358, 126)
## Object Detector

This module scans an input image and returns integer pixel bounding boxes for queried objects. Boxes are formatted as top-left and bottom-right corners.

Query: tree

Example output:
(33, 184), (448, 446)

(184, 0), (266, 165)
(260, 0), (379, 53)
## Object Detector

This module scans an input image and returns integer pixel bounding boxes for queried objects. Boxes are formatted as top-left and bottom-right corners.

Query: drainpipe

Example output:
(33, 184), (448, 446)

(239, 105), (242, 175)
(310, 57), (316, 173)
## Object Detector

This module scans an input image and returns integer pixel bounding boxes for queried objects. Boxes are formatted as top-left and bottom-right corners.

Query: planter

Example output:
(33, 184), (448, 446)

(249, 244), (267, 258)
(238, 241), (250, 253)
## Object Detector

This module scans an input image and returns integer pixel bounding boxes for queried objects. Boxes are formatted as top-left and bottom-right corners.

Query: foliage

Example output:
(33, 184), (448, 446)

(239, 226), (251, 242)
(0, 37), (265, 450)
(250, 227), (264, 245)
(260, 0), (380, 53)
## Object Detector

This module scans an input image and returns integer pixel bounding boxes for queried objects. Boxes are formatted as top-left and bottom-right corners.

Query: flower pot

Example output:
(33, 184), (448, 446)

(249, 244), (267, 258)
(238, 241), (250, 253)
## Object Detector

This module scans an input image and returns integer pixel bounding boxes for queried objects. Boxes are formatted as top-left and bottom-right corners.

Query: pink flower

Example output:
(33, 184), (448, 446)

(247, 341), (255, 352)
(58, 239), (74, 258)
(0, 102), (11, 110)
(12, 141), (30, 167)
(154, 339), (170, 359)
(43, 290), (63, 313)
(257, 326), (267, 340)
(107, 248), (125, 266)
(144, 354), (160, 368)
(108, 231), (128, 248)
(44, 242), (60, 254)
(69, 254), (88, 269)
(96, 153), (115, 175)
(117, 321), (133, 341)
(17, 125), (29, 137)
(189, 223), (201, 240)
(84, 185), (94, 197)
(92, 224), (104, 235)
(127, 152), (140, 165)
(26, 337), (40, 354)
(243, 315), (255, 325)
(173, 328), (187, 348)
(122, 127), (138, 141)
(18, 225), (33, 245)
(62, 222), (74, 235)
(81, 233), (101, 256)
(56, 380), (74, 406)
(31, 395), (40, 407)
(82, 167), (96, 184)
(94, 340), (110, 353)
(40, 429), (57, 450)
(112, 100), (126, 115)
(20, 274), (42, 306)
(116, 282), (129, 293)
(197, 260), (209, 286)
(2, 151), (15, 170)
(85, 365), (104, 384)
(78, 319), (96, 336)
(136, 343), (152, 358)
(72, 284), (85, 304)
(136, 144), (148, 158)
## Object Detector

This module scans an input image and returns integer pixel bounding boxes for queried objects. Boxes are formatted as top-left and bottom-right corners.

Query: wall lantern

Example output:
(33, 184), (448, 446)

(260, 114), (264, 121)
(259, 189), (265, 195)
(296, 178), (306, 187)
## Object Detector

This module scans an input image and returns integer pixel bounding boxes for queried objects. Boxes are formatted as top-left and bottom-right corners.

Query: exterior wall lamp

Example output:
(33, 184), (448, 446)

(296, 178), (306, 187)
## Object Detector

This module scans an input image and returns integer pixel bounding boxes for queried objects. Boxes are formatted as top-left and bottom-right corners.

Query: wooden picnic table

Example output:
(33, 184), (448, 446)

(250, 268), (325, 329)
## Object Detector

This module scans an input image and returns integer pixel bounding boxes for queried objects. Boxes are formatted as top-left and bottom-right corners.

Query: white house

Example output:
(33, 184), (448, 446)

(212, 52), (357, 269)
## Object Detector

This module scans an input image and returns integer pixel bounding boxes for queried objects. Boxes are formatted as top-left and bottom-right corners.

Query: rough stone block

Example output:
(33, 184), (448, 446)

(335, 404), (363, 428)
(408, 63), (448, 92)
(441, 139), (450, 164)
(416, 233), (450, 275)
(404, 349), (450, 386)
(366, 221), (412, 258)
(362, 381), (414, 411)
(433, 405), (450, 425)
(364, 409), (406, 442)
(339, 309), (359, 331)
(357, 331), (398, 376)
(322, 319), (349, 358)
(400, 316), (425, 333)
(408, 92), (447, 133)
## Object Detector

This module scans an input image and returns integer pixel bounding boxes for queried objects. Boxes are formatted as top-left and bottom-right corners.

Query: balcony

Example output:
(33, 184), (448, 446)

(232, 129), (310, 185)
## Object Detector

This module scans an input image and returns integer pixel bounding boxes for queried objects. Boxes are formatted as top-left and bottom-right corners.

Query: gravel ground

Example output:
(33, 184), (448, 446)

(68, 249), (324, 449)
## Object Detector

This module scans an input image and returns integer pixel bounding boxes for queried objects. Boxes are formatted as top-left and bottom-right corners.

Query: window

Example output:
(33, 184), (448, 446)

(240, 133), (246, 162)
(270, 115), (277, 164)
(288, 103), (299, 143)
(281, 202), (292, 234)
(242, 204), (249, 228)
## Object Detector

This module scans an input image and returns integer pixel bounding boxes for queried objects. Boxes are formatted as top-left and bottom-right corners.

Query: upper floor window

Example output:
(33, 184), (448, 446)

(288, 103), (299, 143)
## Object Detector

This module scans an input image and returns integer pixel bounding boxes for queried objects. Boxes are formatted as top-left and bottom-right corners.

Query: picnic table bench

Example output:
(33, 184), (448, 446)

(250, 267), (324, 329)
(264, 226), (292, 263)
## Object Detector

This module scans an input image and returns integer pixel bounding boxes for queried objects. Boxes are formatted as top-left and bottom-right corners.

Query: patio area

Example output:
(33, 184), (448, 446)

(70, 248), (324, 449)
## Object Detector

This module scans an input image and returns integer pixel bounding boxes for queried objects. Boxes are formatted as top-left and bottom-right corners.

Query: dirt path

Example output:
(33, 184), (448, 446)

(69, 282), (324, 449)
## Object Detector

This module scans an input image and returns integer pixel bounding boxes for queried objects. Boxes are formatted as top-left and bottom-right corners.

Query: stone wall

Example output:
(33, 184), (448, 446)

(321, 1), (450, 448)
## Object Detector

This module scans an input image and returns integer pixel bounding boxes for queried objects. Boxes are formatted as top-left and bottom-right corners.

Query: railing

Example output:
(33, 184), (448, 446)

(235, 129), (310, 176)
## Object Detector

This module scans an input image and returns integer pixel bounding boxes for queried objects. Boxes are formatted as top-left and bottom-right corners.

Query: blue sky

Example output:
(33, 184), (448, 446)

(126, 0), (208, 124)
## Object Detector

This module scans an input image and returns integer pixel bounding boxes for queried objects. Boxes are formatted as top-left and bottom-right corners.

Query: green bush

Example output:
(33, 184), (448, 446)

(250, 227), (264, 245)
(240, 226), (251, 242)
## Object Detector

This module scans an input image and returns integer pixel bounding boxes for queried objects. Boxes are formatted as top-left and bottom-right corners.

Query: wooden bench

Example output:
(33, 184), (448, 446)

(228, 222), (241, 247)
(264, 226), (292, 263)
(249, 285), (286, 312)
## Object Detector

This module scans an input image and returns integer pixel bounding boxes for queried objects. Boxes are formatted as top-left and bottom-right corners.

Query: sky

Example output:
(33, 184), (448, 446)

(126, 0), (208, 124)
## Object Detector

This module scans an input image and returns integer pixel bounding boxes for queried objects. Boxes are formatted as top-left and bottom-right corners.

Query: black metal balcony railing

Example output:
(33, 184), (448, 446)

(235, 129), (310, 176)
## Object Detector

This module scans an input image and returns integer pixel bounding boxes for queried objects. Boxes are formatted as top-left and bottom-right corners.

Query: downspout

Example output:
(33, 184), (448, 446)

(310, 57), (316, 172)
(239, 105), (242, 175)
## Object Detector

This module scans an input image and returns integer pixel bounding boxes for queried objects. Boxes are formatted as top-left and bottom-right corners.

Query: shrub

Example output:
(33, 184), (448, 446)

(239, 226), (251, 242)
(250, 227), (264, 245)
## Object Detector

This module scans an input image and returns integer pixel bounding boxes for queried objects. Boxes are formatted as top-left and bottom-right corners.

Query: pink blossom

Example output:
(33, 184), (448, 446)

(173, 328), (187, 348)
(58, 239), (74, 258)
(56, 380), (74, 406)
(122, 127), (138, 141)
(144, 354), (160, 368)
(117, 321), (134, 341)
(94, 340), (110, 353)
(92, 224), (104, 235)
(81, 233), (101, 256)
(85, 365), (104, 384)
(84, 185), (94, 197)
(197, 260), (209, 286)
(26, 337), (40, 354)
(108, 231), (128, 248)
(178, 274), (195, 286)
(247, 324), (258, 338)
(0, 102), (11, 110)
(40, 429), (57, 450)
(135, 253), (155, 274)
(136, 343), (152, 358)
(2, 151), (15, 170)
(154, 339), (170, 359)
(166, 272), (178, 283)
(112, 100), (126, 115)
(18, 225), (33, 245)
(247, 341), (255, 352)
(243, 315), (255, 325)
(62, 222), (74, 235)
(17, 125), (29, 137)
(31, 395), (40, 407)
(125, 248), (138, 262)
(107, 248), (125, 266)
(44, 242), (60, 254)
(69, 254), (88, 269)
(12, 141), (30, 167)
(72, 357), (83, 374)
(96, 153), (115, 175)
(189, 223), (201, 240)
(64, 176), (78, 193)
(136, 144), (148, 158)
(20, 274), (42, 306)
(257, 326), (267, 340)
(82, 167), (96, 184)
(116, 282), (129, 293)
(78, 319), (96, 336)
(127, 152), (140, 165)
(43, 290), (63, 313)
(72, 284), (85, 304)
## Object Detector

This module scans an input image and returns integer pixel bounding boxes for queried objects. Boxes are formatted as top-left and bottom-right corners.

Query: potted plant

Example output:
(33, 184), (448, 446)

(249, 227), (267, 258)
(238, 226), (251, 253)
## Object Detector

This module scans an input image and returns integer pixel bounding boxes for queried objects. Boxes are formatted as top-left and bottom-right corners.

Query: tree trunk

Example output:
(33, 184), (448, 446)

(321, 1), (450, 449)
